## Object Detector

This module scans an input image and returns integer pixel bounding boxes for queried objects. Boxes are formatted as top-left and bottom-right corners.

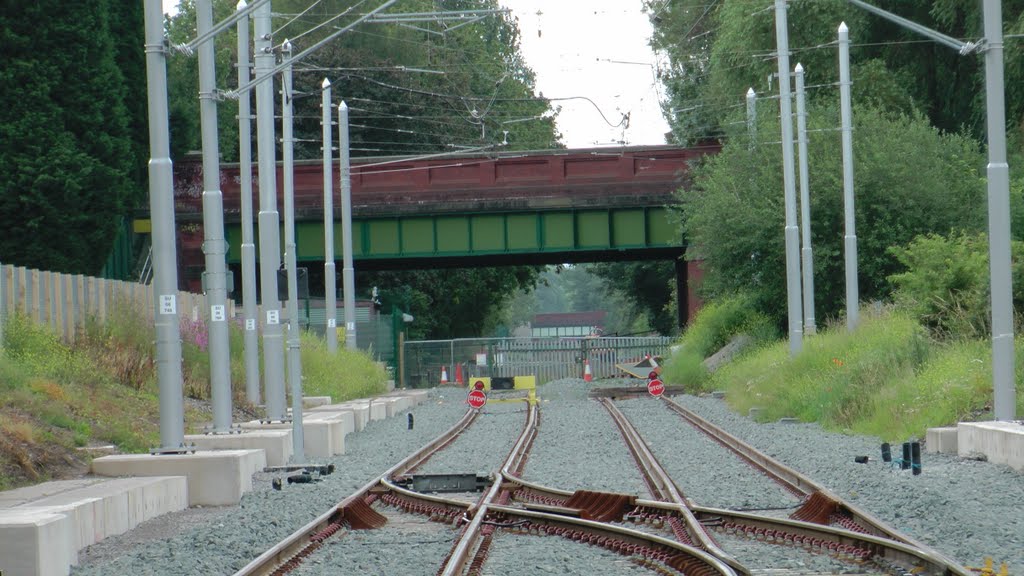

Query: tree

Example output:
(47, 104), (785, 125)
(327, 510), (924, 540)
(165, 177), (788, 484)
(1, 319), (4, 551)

(680, 103), (987, 327)
(588, 261), (678, 335)
(0, 1), (134, 273)
(645, 0), (1024, 146)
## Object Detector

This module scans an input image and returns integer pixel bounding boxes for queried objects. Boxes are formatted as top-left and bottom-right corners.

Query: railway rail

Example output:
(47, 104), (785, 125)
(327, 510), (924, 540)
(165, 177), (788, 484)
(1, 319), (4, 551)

(230, 386), (972, 576)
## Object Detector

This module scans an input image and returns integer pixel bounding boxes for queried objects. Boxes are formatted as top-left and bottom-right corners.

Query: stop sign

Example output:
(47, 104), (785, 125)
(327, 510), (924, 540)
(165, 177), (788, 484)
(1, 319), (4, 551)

(647, 379), (665, 397)
(467, 389), (487, 409)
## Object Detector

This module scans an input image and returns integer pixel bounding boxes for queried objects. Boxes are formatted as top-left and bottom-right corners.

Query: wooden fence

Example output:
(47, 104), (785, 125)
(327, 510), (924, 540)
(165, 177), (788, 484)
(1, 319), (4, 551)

(0, 263), (233, 343)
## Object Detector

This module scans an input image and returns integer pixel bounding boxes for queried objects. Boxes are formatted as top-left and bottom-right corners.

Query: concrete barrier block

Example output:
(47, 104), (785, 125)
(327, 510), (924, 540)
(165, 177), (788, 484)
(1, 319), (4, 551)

(315, 403), (368, 431)
(186, 429), (293, 467)
(90, 450), (265, 506)
(957, 421), (1024, 471)
(925, 427), (958, 454)
(302, 396), (332, 409)
(0, 509), (75, 576)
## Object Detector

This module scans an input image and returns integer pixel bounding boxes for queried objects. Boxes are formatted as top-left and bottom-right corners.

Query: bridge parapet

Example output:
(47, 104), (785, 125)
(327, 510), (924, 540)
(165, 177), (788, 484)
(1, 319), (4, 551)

(171, 145), (714, 221)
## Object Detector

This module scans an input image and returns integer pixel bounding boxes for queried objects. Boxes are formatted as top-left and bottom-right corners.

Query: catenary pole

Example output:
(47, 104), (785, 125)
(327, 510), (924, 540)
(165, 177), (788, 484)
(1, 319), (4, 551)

(338, 102), (357, 350)
(746, 88), (756, 146)
(282, 41), (305, 461)
(323, 79), (338, 353)
(143, 0), (185, 450)
(838, 23), (859, 331)
(237, 0), (261, 405)
(794, 63), (816, 334)
(982, 0), (1016, 421)
(845, 0), (1015, 422)
(197, 0), (233, 434)
(774, 0), (803, 355)
(254, 0), (287, 421)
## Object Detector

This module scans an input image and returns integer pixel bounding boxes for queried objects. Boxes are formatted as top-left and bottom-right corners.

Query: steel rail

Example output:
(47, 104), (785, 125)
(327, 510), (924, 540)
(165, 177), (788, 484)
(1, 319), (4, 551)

(439, 401), (538, 576)
(659, 396), (971, 576)
(601, 398), (749, 575)
(233, 407), (479, 576)
(486, 504), (738, 576)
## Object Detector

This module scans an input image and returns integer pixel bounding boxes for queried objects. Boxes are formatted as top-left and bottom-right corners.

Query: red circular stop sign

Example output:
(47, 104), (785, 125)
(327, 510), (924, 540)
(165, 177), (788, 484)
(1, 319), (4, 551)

(467, 389), (487, 409)
(647, 379), (665, 397)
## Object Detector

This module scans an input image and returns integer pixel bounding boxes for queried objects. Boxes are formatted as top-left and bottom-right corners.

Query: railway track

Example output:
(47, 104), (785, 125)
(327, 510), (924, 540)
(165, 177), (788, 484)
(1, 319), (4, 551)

(234, 395), (738, 576)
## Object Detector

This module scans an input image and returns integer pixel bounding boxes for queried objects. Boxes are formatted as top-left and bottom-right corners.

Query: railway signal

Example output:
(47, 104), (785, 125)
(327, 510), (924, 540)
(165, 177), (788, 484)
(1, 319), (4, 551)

(647, 379), (665, 397)
(467, 389), (487, 409)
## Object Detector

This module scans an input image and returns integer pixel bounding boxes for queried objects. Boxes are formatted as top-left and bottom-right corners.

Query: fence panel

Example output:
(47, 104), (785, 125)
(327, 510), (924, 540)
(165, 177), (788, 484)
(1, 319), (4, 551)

(0, 263), (233, 346)
(402, 336), (673, 388)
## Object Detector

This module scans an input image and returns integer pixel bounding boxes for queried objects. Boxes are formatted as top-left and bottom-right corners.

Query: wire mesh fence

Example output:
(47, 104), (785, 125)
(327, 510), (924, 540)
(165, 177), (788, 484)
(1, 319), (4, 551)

(401, 336), (673, 388)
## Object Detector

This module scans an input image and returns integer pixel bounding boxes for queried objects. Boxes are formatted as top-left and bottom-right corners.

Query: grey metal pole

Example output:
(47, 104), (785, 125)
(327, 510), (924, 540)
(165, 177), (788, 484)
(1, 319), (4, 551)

(0, 259), (5, 349)
(838, 23), (859, 331)
(746, 87), (756, 146)
(197, 0), (233, 434)
(794, 63), (816, 334)
(282, 41), (305, 461)
(237, 0), (261, 406)
(144, 0), (185, 450)
(0, 258), (5, 349)
(323, 79), (338, 353)
(982, 0), (1016, 421)
(774, 0), (803, 355)
(338, 102), (357, 350)
(255, 1), (286, 421)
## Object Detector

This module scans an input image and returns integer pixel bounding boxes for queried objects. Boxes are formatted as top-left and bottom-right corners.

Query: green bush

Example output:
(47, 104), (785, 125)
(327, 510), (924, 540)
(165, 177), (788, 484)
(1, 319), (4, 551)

(889, 232), (1024, 339)
(661, 293), (777, 392)
(299, 331), (387, 401)
(716, 309), (930, 428)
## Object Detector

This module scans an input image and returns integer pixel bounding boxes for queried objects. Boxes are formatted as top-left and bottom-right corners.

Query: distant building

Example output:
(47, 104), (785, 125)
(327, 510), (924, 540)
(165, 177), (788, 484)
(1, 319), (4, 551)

(531, 311), (606, 338)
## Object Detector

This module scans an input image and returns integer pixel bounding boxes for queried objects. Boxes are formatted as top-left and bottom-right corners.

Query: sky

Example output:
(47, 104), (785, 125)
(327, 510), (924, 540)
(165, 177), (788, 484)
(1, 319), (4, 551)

(161, 0), (670, 149)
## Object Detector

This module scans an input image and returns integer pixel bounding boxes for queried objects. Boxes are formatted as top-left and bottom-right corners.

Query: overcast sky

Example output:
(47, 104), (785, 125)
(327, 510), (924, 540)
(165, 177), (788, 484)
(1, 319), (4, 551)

(161, 0), (670, 149)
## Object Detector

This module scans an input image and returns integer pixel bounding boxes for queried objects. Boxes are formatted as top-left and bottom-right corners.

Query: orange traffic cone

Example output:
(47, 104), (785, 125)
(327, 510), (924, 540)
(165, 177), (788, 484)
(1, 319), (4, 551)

(583, 359), (593, 382)
(440, 366), (449, 384)
(455, 363), (464, 386)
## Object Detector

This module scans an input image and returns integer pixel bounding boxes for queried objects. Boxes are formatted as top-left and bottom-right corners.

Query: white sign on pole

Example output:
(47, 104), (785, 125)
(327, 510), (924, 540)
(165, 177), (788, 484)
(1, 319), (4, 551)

(159, 294), (176, 315)
(246, 318), (256, 331)
(346, 321), (355, 331)
(327, 318), (336, 328)
(211, 304), (226, 322)
(266, 309), (280, 325)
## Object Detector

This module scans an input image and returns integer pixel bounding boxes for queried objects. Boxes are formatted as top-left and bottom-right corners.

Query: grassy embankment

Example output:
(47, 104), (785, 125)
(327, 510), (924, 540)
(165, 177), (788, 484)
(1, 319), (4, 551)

(0, 300), (387, 490)
(662, 296), (1024, 444)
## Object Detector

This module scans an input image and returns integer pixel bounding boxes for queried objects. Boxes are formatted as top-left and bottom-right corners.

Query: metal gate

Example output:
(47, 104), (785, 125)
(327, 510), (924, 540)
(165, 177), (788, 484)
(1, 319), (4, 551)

(401, 336), (673, 388)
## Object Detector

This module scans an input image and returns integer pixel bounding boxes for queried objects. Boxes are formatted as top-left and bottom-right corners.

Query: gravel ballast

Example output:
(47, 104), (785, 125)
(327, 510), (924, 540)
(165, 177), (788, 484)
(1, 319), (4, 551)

(69, 380), (1023, 575)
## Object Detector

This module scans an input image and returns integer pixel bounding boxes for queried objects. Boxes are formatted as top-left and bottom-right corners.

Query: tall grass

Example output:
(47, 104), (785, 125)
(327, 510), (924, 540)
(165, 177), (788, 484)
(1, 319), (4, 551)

(661, 293), (778, 391)
(710, 306), (1024, 440)
(715, 309), (931, 430)
(299, 331), (387, 401)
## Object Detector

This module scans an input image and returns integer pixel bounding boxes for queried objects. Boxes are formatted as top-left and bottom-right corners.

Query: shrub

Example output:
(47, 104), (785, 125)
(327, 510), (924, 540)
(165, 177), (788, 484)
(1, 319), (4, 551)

(716, 308), (930, 428)
(661, 293), (777, 392)
(889, 232), (1024, 339)
(299, 331), (387, 401)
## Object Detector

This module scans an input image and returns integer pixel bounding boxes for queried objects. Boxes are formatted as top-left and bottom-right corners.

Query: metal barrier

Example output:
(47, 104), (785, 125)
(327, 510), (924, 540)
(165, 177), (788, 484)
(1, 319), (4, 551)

(401, 336), (673, 388)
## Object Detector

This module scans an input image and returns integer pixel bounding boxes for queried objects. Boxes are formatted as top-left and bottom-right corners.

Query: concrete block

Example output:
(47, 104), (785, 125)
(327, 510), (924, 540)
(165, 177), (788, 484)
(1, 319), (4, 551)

(957, 421), (1024, 471)
(90, 450), (265, 506)
(186, 429), (293, 467)
(0, 479), (106, 509)
(300, 412), (348, 455)
(314, 403), (368, 431)
(304, 409), (354, 436)
(925, 427), (958, 454)
(404, 390), (429, 406)
(303, 396), (332, 409)
(0, 509), (75, 576)
(240, 417), (344, 458)
(366, 400), (387, 421)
